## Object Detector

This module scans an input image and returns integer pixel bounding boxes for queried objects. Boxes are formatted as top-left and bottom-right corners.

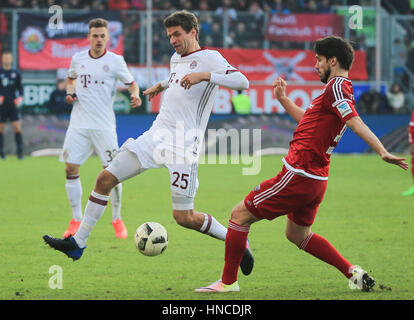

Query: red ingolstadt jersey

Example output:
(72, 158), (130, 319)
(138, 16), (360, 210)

(283, 76), (359, 180)
(410, 107), (414, 126)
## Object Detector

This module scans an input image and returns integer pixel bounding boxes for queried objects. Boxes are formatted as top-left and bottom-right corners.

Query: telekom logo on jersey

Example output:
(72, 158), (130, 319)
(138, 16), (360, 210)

(151, 121), (262, 175)
(80, 74), (91, 88)
(79, 74), (104, 88)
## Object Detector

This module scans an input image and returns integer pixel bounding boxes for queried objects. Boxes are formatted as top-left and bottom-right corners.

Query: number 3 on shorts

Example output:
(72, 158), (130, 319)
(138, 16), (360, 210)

(171, 172), (189, 190)
(106, 149), (117, 163)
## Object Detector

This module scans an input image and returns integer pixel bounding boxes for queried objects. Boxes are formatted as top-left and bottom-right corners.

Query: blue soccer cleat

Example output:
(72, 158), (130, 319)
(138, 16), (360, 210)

(43, 235), (86, 261)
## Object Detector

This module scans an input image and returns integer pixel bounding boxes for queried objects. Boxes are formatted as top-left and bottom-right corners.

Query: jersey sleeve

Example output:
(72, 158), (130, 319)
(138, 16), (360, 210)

(324, 80), (358, 122)
(67, 55), (78, 79)
(208, 51), (238, 75)
(115, 55), (134, 85)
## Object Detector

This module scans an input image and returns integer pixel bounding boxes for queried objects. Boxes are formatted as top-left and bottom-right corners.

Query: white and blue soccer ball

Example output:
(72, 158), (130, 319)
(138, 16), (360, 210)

(134, 222), (168, 256)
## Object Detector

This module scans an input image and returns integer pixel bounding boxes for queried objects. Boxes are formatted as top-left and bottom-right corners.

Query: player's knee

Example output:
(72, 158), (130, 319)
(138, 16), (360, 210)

(230, 202), (254, 226)
(95, 170), (117, 194)
(65, 164), (79, 177)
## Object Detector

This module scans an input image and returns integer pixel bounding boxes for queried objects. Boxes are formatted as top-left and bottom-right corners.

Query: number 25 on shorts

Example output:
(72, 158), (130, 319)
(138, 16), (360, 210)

(171, 172), (189, 190)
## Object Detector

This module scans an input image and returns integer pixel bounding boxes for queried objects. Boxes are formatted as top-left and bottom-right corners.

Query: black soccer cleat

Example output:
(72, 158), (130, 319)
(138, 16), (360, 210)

(240, 240), (254, 276)
(43, 235), (85, 261)
(361, 273), (376, 292)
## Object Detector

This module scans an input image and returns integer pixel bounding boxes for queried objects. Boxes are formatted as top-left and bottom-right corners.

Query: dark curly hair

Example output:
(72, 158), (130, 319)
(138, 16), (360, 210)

(314, 36), (354, 71)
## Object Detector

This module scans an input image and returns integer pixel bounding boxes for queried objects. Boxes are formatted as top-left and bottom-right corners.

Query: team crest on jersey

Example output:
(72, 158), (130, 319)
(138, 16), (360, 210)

(102, 65), (110, 72)
(254, 184), (261, 191)
(190, 60), (197, 69)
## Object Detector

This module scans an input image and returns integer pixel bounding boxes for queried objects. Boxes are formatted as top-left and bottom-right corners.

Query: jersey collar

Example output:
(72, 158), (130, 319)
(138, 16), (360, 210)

(88, 49), (107, 59)
(327, 76), (351, 85)
(180, 46), (207, 57)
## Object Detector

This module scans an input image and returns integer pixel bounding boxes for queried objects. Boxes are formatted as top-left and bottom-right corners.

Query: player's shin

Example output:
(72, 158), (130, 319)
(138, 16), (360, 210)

(299, 232), (353, 278)
(110, 183), (122, 221)
(222, 220), (250, 285)
(73, 191), (110, 248)
(65, 175), (82, 221)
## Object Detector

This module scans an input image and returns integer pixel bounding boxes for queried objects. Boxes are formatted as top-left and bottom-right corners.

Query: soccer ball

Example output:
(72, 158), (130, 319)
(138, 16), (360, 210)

(134, 222), (168, 256)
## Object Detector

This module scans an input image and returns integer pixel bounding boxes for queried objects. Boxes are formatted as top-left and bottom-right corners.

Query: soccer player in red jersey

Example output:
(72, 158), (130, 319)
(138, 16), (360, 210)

(403, 109), (414, 195)
(196, 36), (408, 293)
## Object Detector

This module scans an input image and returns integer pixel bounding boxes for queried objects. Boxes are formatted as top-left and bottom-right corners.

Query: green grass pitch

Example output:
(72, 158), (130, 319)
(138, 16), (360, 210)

(0, 154), (413, 300)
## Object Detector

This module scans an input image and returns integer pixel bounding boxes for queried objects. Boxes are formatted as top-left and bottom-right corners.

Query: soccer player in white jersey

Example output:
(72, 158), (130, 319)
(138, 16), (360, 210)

(60, 18), (142, 239)
(43, 10), (254, 275)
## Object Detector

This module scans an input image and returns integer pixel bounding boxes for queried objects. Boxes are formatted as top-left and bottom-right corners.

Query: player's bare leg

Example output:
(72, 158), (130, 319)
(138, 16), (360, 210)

(286, 218), (375, 291)
(63, 162), (82, 238)
(195, 201), (258, 292)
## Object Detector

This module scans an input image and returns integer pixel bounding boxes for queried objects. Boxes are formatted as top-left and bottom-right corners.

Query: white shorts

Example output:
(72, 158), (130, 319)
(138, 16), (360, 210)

(60, 127), (119, 166)
(106, 139), (198, 210)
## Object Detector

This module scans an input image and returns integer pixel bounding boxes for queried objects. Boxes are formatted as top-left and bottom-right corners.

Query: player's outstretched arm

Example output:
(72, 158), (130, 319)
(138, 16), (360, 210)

(273, 77), (304, 124)
(143, 82), (166, 101)
(180, 71), (249, 91)
(128, 82), (142, 108)
(346, 116), (408, 170)
(65, 77), (77, 104)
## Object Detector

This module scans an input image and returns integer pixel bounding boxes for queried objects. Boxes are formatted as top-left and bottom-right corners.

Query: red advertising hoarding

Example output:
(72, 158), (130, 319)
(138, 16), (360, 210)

(266, 14), (344, 42)
(18, 12), (123, 70)
(216, 48), (368, 82)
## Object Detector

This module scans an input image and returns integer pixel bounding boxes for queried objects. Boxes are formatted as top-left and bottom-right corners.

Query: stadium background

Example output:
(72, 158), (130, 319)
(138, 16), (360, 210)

(1, 0), (414, 303)
(0, 0), (412, 156)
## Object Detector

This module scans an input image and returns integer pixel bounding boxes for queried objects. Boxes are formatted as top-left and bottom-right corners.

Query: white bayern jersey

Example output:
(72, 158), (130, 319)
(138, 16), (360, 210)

(67, 49), (134, 131)
(129, 48), (237, 158)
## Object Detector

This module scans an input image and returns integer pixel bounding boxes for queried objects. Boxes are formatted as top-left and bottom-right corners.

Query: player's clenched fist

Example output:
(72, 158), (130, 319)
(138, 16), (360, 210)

(273, 77), (287, 100)
(66, 93), (78, 104)
(130, 94), (142, 108)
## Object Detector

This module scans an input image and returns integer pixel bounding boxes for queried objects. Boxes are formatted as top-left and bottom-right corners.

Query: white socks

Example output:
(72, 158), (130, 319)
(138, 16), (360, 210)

(199, 213), (227, 241)
(73, 191), (109, 248)
(110, 183), (122, 221)
(65, 175), (82, 221)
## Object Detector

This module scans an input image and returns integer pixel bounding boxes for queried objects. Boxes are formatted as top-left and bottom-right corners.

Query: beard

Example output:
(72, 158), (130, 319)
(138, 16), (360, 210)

(320, 66), (332, 84)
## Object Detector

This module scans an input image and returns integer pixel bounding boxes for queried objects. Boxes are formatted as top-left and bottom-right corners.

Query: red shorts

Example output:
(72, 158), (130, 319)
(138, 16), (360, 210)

(409, 125), (414, 145)
(244, 166), (328, 226)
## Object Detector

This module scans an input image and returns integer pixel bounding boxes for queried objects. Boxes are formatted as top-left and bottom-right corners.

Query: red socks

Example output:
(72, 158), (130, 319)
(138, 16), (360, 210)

(222, 220), (250, 285)
(222, 222), (353, 284)
(300, 232), (353, 278)
(411, 156), (414, 182)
